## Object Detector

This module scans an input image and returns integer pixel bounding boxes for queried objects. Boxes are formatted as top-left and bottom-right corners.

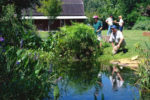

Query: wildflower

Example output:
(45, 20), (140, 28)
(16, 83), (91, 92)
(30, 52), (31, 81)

(2, 49), (5, 53)
(16, 32), (18, 36)
(20, 39), (23, 48)
(0, 37), (4, 42)
(24, 30), (27, 34)
(57, 76), (62, 81)
(36, 53), (39, 60)
(16, 61), (20, 65)
(34, 53), (38, 60)
(55, 76), (62, 83)
(28, 53), (31, 57)
(49, 64), (53, 73)
(16, 60), (21, 65)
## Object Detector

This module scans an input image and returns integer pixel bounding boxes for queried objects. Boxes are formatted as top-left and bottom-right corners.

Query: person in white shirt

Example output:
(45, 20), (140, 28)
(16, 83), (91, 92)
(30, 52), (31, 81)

(106, 15), (113, 36)
(109, 25), (126, 54)
(109, 66), (124, 91)
(115, 16), (124, 32)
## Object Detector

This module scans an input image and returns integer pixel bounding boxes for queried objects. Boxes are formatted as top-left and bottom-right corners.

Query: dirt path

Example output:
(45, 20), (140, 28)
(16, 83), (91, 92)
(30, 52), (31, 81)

(110, 56), (140, 70)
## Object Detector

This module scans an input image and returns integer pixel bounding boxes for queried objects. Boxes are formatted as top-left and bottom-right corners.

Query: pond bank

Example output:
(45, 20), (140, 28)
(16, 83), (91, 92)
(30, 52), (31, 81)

(110, 58), (140, 70)
(99, 30), (150, 69)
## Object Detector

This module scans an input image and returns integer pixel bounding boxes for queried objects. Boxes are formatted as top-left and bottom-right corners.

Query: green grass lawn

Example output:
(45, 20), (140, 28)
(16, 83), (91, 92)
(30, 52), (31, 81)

(37, 31), (49, 39)
(38, 30), (150, 63)
(99, 30), (150, 63)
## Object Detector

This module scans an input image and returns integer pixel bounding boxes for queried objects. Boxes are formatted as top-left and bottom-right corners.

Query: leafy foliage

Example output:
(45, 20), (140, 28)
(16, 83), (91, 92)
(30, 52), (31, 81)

(132, 17), (150, 30)
(0, 47), (55, 99)
(0, 4), (57, 99)
(40, 33), (57, 52)
(37, 0), (62, 19)
(136, 42), (150, 90)
(54, 23), (100, 60)
(84, 0), (150, 28)
(52, 60), (100, 94)
(0, 5), (42, 49)
(0, 0), (40, 17)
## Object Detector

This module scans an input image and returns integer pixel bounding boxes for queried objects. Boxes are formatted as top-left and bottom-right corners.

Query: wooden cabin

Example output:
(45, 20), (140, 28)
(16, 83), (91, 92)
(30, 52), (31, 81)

(22, 0), (87, 31)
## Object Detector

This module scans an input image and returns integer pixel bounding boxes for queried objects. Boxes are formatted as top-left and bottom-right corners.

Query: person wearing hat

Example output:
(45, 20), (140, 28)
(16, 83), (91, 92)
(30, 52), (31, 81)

(114, 16), (124, 32)
(106, 15), (113, 36)
(93, 16), (103, 47)
(109, 25), (126, 54)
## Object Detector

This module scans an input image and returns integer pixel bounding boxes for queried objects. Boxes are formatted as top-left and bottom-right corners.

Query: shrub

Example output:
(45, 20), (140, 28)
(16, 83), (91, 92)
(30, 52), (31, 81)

(0, 4), (56, 99)
(54, 23), (100, 60)
(0, 4), (42, 49)
(136, 42), (150, 90)
(40, 33), (57, 52)
(21, 20), (43, 49)
(0, 47), (55, 99)
(132, 17), (150, 31)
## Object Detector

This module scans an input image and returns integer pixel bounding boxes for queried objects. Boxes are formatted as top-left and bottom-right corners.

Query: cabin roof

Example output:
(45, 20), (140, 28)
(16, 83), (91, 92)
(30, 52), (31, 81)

(22, 0), (85, 16)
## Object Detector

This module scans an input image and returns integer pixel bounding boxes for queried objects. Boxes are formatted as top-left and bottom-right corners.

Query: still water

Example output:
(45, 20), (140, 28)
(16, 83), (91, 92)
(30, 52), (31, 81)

(48, 61), (150, 100)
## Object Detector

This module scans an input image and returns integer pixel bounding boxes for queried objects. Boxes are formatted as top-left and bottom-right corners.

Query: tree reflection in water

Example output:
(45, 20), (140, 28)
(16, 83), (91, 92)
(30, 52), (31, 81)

(53, 59), (101, 97)
(50, 59), (149, 100)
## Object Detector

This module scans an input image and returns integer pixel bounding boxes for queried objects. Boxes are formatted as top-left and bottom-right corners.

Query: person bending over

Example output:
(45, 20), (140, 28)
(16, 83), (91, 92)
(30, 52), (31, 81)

(109, 25), (126, 54)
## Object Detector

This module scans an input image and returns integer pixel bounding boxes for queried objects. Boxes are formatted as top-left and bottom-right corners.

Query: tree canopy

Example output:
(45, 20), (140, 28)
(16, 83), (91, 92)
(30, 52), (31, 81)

(37, 0), (62, 19)
(0, 0), (40, 16)
(84, 0), (150, 28)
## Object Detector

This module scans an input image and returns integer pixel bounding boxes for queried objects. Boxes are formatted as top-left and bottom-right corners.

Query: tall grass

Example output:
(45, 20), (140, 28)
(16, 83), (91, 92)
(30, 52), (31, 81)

(137, 42), (150, 90)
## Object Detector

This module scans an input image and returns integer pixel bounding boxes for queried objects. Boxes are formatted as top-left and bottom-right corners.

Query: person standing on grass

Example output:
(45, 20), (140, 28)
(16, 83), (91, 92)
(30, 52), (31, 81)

(93, 16), (103, 47)
(109, 25), (126, 54)
(106, 15), (113, 36)
(114, 16), (124, 32)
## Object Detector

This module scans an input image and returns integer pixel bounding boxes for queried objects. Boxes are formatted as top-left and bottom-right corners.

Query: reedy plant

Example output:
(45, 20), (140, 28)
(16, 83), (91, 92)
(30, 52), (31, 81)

(136, 42), (150, 90)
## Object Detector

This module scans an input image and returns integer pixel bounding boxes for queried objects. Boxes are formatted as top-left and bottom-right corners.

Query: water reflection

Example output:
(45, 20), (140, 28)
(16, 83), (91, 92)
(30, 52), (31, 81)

(94, 72), (104, 100)
(110, 66), (124, 91)
(49, 60), (149, 100)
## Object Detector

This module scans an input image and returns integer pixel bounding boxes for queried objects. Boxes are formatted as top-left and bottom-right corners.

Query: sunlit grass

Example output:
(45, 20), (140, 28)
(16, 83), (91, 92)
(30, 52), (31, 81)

(38, 30), (150, 62)
(37, 31), (49, 39)
(99, 30), (150, 63)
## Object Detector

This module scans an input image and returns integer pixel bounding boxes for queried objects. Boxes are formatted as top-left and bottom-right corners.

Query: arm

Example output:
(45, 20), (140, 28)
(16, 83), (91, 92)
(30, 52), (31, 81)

(106, 21), (108, 24)
(112, 42), (115, 48)
(117, 38), (124, 48)
(117, 32), (124, 48)
(117, 72), (124, 81)
(105, 19), (108, 24)
(96, 21), (103, 32)
(96, 81), (103, 86)
(118, 22), (124, 26)
(96, 27), (103, 32)
(114, 20), (119, 24)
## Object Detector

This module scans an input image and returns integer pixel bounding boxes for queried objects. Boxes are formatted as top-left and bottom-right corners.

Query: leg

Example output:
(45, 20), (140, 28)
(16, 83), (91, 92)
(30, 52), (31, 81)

(97, 32), (102, 47)
(119, 26), (123, 32)
(107, 25), (111, 36)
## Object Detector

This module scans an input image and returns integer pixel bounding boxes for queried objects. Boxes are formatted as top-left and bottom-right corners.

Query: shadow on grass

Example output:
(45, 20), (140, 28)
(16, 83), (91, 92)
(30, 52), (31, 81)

(117, 48), (128, 54)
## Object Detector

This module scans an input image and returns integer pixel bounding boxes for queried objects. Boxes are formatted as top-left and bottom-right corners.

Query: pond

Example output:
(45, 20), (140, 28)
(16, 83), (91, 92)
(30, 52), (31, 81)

(46, 60), (150, 100)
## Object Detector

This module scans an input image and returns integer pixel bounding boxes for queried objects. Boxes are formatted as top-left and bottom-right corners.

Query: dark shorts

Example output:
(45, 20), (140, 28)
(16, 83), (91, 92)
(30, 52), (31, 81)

(119, 26), (123, 32)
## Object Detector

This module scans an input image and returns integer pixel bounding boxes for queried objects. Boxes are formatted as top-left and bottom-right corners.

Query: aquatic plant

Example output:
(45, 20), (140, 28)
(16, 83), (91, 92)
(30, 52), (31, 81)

(136, 42), (150, 90)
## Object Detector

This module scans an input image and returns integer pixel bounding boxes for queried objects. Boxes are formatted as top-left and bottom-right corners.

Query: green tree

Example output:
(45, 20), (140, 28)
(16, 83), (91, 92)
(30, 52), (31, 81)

(37, 0), (62, 19)
(37, 0), (62, 30)
(84, 0), (150, 28)
(0, 0), (40, 17)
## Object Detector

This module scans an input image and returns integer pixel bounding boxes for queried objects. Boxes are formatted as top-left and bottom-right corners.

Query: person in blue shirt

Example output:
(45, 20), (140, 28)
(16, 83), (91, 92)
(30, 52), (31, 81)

(93, 16), (103, 47)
